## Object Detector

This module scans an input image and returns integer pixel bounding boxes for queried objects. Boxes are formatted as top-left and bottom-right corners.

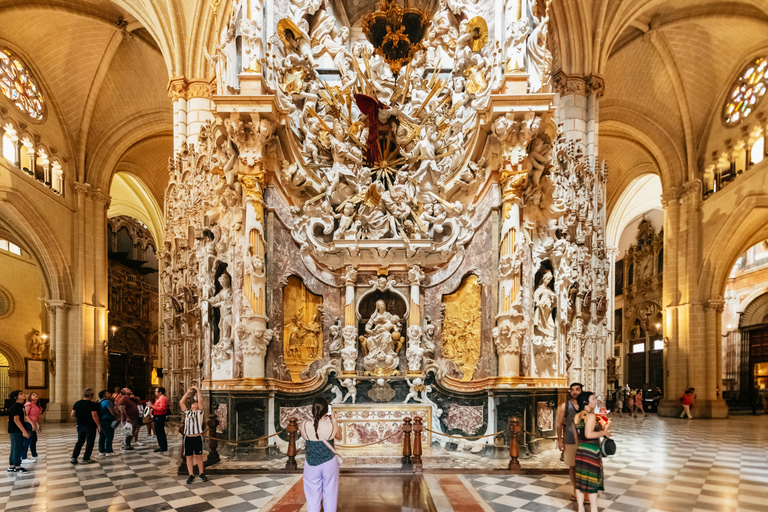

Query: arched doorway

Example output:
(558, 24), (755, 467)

(106, 215), (159, 401)
(0, 352), (9, 413)
(722, 239), (768, 415)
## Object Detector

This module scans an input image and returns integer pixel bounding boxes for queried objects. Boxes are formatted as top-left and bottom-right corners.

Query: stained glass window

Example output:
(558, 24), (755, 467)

(723, 57), (768, 127)
(0, 48), (44, 121)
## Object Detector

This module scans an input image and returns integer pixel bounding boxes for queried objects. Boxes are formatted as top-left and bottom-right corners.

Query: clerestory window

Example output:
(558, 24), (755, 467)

(0, 48), (45, 121)
(723, 57), (767, 127)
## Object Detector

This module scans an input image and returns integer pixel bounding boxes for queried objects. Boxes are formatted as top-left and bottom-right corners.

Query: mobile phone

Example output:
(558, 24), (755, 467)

(327, 405), (333, 416)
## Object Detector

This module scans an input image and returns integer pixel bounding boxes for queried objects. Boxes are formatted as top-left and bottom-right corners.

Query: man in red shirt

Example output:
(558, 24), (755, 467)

(150, 387), (169, 453)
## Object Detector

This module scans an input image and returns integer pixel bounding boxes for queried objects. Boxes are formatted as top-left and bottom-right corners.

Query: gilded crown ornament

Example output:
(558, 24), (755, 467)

(362, 0), (433, 76)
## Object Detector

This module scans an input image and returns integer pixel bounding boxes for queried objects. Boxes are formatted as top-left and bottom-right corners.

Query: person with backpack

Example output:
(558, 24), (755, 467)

(299, 396), (342, 512)
(97, 390), (118, 456)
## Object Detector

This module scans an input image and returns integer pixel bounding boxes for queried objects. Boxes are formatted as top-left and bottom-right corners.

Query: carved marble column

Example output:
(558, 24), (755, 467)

(341, 265), (358, 375)
(495, 166), (526, 377)
(240, 173), (269, 379)
(406, 265), (424, 374)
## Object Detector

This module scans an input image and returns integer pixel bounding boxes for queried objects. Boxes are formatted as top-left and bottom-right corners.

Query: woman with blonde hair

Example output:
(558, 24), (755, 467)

(299, 396), (341, 512)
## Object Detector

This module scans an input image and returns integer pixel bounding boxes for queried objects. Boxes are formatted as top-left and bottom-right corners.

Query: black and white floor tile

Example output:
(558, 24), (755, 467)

(0, 426), (294, 512)
(467, 415), (768, 512)
(1, 414), (767, 511)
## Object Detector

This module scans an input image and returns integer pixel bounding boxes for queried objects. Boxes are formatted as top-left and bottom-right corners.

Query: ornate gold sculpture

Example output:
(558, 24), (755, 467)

(283, 276), (323, 382)
(361, 0), (432, 76)
(441, 274), (481, 381)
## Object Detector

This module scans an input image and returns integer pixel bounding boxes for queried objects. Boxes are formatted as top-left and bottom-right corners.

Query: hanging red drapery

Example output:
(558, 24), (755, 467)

(354, 93), (389, 164)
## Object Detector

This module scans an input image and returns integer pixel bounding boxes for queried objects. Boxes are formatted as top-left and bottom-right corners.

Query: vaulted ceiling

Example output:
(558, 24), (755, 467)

(550, 0), (768, 210)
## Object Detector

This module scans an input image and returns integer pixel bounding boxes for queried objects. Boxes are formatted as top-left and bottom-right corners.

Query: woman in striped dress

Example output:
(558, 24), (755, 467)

(573, 391), (612, 512)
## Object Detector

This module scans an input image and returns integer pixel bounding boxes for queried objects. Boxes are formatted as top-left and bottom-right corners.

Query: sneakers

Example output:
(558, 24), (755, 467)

(14, 467), (28, 474)
(81, 459), (96, 465)
(199, 474), (208, 482)
(21, 458), (35, 463)
(135, 442), (145, 447)
(186, 475), (195, 484)
(122, 446), (135, 451)
(7, 467), (15, 473)
(153, 448), (165, 453)
(70, 458), (78, 465)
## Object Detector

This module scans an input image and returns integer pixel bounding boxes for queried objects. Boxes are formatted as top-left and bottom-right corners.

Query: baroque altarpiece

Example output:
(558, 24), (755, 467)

(161, 0), (609, 457)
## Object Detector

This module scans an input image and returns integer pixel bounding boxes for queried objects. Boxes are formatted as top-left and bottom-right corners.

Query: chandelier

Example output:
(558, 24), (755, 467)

(361, 0), (434, 76)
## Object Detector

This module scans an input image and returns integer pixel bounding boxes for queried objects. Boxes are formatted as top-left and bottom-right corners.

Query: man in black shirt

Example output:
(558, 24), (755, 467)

(7, 390), (30, 473)
(70, 388), (101, 465)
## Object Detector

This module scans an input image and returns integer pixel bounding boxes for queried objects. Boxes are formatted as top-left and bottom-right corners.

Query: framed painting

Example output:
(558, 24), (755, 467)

(25, 358), (48, 389)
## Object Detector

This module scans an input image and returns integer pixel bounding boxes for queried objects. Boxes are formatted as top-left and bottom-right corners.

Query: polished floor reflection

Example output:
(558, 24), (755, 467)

(0, 415), (767, 511)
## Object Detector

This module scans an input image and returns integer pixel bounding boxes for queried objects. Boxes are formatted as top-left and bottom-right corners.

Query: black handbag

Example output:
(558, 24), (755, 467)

(600, 437), (616, 457)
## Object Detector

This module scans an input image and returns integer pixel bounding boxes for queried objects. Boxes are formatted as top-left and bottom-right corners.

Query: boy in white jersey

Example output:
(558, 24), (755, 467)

(180, 385), (207, 484)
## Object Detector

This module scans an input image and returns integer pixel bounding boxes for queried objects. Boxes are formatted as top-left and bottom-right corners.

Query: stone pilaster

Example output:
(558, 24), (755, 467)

(167, 77), (215, 150)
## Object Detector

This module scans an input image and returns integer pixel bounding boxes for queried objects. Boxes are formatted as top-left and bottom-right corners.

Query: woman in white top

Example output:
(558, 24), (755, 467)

(180, 386), (207, 484)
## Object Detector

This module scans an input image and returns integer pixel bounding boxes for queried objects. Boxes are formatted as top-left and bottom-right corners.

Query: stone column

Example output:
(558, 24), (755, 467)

(45, 301), (70, 421)
(495, 163), (526, 377)
(45, 303), (57, 402)
(167, 78), (215, 150)
(341, 265), (358, 375)
(406, 265), (424, 374)
(91, 190), (111, 388)
(240, 173), (270, 379)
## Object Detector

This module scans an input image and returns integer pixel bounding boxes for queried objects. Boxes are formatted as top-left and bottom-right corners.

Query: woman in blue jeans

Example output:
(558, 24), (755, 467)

(97, 390), (118, 455)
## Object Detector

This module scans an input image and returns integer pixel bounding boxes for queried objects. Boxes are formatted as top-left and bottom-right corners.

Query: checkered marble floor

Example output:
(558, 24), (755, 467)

(2, 414), (768, 511)
(0, 425), (295, 512)
(467, 414), (768, 512)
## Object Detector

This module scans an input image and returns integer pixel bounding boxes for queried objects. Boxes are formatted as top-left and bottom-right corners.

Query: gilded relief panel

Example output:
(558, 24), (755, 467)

(441, 274), (482, 381)
(283, 276), (323, 383)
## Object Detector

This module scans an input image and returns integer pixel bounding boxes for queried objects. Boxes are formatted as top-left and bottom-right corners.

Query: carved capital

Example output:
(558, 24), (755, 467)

(706, 299), (725, 313)
(660, 187), (682, 208)
(408, 265), (424, 286)
(342, 265), (358, 286)
(167, 77), (188, 102)
(239, 173), (265, 202)
(73, 182), (90, 198)
(89, 189), (111, 209)
(586, 74), (605, 98)
(552, 70), (587, 96)
(187, 79), (213, 99)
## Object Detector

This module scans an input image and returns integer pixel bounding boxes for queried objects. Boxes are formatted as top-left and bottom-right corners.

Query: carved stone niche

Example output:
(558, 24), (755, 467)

(356, 288), (408, 377)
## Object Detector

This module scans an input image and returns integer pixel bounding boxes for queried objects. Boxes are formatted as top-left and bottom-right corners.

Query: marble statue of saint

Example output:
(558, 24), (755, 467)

(533, 271), (556, 338)
(362, 299), (402, 374)
(526, 14), (552, 93)
(203, 272), (234, 342)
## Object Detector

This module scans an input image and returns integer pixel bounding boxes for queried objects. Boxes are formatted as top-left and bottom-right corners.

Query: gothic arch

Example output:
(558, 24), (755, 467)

(0, 340), (24, 373)
(740, 293), (768, 328)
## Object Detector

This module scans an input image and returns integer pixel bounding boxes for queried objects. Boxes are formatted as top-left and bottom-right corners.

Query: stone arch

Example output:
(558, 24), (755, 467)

(0, 188), (72, 302)
(700, 195), (768, 303)
(606, 173), (663, 249)
(0, 340), (24, 374)
(740, 293), (768, 328)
